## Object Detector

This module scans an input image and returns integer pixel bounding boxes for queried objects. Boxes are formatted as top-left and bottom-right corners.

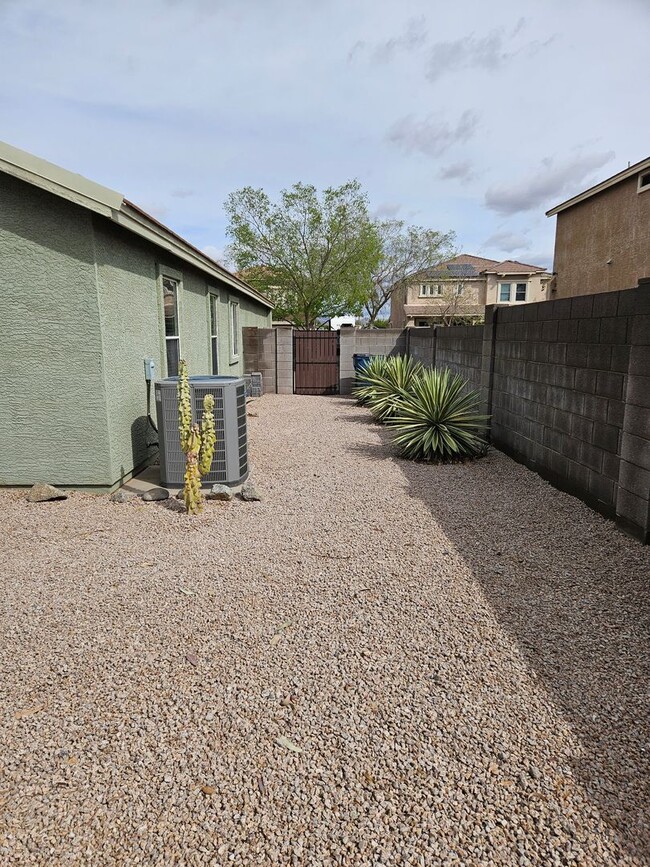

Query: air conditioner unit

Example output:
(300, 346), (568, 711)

(155, 375), (248, 487)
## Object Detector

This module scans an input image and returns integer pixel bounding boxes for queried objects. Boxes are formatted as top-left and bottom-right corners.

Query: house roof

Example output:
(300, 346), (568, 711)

(0, 139), (273, 309)
(418, 253), (548, 279)
(482, 260), (548, 274)
(546, 155), (650, 216)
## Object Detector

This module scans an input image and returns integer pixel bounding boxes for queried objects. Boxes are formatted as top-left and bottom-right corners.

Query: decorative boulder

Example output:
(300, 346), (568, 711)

(206, 484), (234, 502)
(240, 481), (262, 502)
(27, 483), (68, 503)
(142, 487), (170, 502)
(110, 490), (136, 504)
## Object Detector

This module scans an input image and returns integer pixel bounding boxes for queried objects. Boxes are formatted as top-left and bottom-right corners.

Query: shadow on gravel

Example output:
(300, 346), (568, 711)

(347, 424), (650, 862)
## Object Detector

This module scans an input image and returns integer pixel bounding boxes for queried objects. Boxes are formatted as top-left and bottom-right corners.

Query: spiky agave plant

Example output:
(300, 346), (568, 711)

(388, 368), (489, 461)
(353, 355), (389, 406)
(354, 355), (424, 423)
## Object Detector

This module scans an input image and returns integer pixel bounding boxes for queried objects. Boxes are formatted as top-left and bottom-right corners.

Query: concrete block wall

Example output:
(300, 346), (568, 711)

(616, 295), (650, 538)
(435, 325), (483, 393)
(275, 327), (293, 395)
(408, 327), (436, 368)
(488, 286), (649, 540)
(242, 327), (277, 394)
(339, 328), (408, 394)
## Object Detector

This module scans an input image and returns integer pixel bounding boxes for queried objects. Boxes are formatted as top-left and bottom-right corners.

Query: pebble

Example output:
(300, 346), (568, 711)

(0, 395), (648, 866)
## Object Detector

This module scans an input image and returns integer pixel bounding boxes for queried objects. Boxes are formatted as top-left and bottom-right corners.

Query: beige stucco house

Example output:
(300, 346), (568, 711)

(390, 254), (552, 327)
(546, 156), (650, 298)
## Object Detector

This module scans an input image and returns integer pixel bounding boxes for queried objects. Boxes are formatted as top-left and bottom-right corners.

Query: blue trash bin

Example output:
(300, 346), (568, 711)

(353, 353), (372, 374)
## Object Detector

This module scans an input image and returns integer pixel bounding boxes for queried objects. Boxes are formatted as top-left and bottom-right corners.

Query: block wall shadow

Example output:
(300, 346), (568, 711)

(346, 420), (650, 862)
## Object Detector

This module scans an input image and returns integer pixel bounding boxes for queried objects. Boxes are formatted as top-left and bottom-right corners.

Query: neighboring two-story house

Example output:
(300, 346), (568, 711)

(390, 254), (552, 327)
(546, 156), (650, 297)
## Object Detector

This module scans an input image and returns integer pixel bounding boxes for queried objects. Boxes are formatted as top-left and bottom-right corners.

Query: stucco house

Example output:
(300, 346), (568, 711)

(0, 140), (272, 490)
(390, 254), (552, 327)
(546, 156), (650, 298)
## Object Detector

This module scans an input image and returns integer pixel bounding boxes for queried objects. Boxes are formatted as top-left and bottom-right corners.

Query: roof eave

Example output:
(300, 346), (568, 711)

(0, 139), (123, 216)
(546, 155), (650, 216)
(119, 201), (273, 309)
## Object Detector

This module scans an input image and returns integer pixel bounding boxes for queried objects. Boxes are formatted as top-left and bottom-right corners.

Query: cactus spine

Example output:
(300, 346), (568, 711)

(199, 393), (216, 476)
(177, 360), (217, 515)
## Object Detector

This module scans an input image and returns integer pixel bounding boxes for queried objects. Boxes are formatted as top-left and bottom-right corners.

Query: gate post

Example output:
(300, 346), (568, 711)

(275, 326), (294, 394)
(339, 327), (357, 395)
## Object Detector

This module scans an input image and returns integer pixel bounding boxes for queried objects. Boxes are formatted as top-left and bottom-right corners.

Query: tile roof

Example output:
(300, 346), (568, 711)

(413, 253), (548, 281)
(483, 260), (548, 274)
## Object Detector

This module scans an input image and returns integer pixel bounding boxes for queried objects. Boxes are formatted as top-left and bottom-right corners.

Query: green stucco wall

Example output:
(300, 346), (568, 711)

(0, 174), (112, 485)
(94, 219), (270, 485)
(0, 173), (271, 488)
(93, 221), (163, 485)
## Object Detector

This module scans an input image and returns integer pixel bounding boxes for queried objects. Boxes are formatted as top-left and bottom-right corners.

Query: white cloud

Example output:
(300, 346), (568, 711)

(438, 160), (476, 182)
(483, 231), (531, 252)
(387, 110), (478, 158)
(485, 151), (616, 216)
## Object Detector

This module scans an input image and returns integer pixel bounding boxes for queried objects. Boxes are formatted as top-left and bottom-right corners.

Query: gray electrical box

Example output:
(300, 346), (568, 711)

(144, 358), (156, 381)
(155, 375), (248, 487)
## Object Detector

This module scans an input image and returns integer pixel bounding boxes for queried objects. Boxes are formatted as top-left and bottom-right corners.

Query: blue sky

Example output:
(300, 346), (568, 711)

(1, 0), (648, 271)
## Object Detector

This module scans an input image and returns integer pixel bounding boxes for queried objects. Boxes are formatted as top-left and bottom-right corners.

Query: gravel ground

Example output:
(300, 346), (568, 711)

(1, 394), (649, 866)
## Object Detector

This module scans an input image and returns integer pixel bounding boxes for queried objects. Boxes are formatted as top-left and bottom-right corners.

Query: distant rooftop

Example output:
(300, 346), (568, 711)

(418, 253), (548, 280)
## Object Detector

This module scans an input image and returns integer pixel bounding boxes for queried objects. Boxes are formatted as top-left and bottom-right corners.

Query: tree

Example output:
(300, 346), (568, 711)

(224, 181), (380, 328)
(364, 221), (456, 325)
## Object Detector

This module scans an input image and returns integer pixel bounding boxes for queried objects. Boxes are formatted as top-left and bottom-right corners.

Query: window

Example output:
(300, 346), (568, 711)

(499, 282), (528, 303)
(210, 294), (219, 374)
(515, 283), (527, 302)
(229, 299), (240, 360)
(639, 171), (650, 192)
(499, 282), (511, 302)
(416, 319), (429, 327)
(455, 283), (464, 296)
(419, 284), (443, 297)
(162, 276), (180, 375)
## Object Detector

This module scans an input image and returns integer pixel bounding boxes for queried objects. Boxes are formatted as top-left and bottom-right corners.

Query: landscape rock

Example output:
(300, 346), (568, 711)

(206, 484), (234, 501)
(109, 490), (136, 504)
(141, 487), (170, 502)
(240, 480), (262, 502)
(26, 483), (68, 503)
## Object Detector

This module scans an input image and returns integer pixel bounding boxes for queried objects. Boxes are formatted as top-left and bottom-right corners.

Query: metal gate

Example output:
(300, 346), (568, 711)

(293, 330), (340, 395)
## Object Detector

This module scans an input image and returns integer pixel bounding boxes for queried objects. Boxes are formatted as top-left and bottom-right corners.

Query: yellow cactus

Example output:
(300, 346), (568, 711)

(183, 424), (203, 515)
(177, 361), (219, 514)
(199, 394), (216, 476)
(178, 359), (192, 454)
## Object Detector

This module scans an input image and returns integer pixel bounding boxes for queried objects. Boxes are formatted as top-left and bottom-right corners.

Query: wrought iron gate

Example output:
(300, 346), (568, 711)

(293, 330), (340, 395)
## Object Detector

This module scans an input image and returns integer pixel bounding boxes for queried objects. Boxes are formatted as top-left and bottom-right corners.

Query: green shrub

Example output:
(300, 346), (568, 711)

(353, 355), (423, 422)
(387, 368), (489, 461)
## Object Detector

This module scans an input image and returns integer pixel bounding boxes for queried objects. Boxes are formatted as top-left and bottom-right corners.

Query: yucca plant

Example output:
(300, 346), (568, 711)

(388, 368), (489, 462)
(353, 355), (389, 406)
(354, 355), (423, 422)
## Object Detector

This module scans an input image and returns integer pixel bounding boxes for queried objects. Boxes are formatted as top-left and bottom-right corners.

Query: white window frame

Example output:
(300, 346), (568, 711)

(638, 171), (650, 193)
(455, 282), (464, 296)
(498, 282), (528, 304)
(419, 283), (443, 298)
(229, 298), (240, 362)
(161, 273), (181, 376)
(209, 292), (219, 374)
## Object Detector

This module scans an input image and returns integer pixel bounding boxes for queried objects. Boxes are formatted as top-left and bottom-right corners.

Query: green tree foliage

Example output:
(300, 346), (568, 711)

(365, 221), (456, 324)
(225, 181), (381, 328)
